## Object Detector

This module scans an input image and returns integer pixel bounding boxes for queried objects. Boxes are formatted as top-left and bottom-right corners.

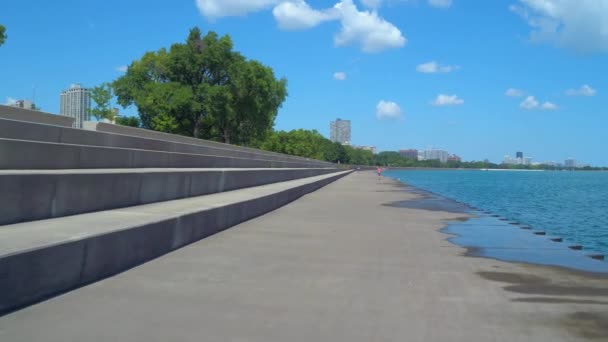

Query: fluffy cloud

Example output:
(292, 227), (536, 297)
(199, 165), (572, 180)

(505, 88), (525, 97)
(520, 95), (557, 110)
(196, 0), (406, 53)
(541, 101), (558, 110)
(334, 0), (407, 53)
(273, 1), (339, 30)
(565, 84), (596, 96)
(333, 72), (347, 80)
(376, 100), (402, 119)
(116, 65), (128, 72)
(428, 0), (452, 9)
(520, 95), (539, 109)
(432, 94), (464, 106)
(195, 0), (279, 17)
(4, 97), (17, 105)
(510, 0), (608, 52)
(416, 61), (460, 73)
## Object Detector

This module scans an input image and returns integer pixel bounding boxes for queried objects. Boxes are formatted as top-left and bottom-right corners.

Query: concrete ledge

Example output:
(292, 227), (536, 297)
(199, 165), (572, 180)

(0, 105), (74, 127)
(0, 170), (351, 314)
(85, 121), (322, 165)
(0, 118), (332, 167)
(0, 138), (327, 169)
(0, 168), (339, 225)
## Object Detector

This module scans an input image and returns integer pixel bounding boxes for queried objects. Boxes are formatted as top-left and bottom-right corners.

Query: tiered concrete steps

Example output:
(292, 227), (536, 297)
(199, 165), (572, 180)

(0, 110), (350, 314)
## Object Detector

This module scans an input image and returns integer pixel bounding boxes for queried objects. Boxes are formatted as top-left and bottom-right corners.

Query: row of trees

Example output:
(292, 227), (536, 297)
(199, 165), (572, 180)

(255, 129), (374, 165)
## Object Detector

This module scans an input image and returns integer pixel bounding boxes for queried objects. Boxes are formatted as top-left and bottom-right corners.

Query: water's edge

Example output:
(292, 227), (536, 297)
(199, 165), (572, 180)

(383, 175), (608, 275)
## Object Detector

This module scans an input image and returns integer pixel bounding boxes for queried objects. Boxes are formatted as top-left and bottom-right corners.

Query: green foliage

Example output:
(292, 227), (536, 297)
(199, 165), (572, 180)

(89, 83), (115, 121)
(113, 27), (287, 145)
(0, 25), (6, 46)
(115, 116), (141, 128)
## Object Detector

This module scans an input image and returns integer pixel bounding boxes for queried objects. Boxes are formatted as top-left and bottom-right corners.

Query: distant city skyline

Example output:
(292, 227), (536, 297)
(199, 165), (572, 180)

(1, 1), (606, 165)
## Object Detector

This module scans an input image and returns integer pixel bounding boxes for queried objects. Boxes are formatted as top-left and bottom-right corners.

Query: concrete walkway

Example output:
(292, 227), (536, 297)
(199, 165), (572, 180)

(1, 172), (606, 341)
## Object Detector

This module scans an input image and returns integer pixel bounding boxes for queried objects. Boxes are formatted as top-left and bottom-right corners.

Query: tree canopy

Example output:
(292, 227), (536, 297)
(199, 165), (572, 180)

(0, 25), (6, 46)
(113, 27), (287, 145)
(89, 83), (115, 121)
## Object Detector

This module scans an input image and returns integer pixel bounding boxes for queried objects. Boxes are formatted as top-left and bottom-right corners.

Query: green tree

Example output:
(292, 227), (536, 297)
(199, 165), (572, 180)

(115, 116), (141, 128)
(113, 27), (287, 145)
(89, 83), (115, 121)
(0, 25), (6, 46)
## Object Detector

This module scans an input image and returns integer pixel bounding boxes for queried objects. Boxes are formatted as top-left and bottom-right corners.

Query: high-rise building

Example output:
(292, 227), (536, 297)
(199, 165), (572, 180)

(419, 149), (449, 163)
(9, 99), (34, 110)
(399, 149), (418, 160)
(60, 84), (91, 128)
(516, 151), (523, 159)
(565, 158), (577, 168)
(329, 118), (351, 145)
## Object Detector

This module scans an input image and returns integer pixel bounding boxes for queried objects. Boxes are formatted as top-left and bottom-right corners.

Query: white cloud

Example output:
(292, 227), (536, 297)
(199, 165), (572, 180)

(196, 0), (406, 53)
(565, 84), (596, 96)
(273, 1), (339, 30)
(333, 0), (407, 53)
(4, 97), (17, 105)
(520, 95), (558, 110)
(505, 88), (525, 97)
(432, 94), (464, 106)
(333, 72), (347, 80)
(416, 61), (460, 73)
(428, 0), (452, 9)
(116, 65), (128, 73)
(360, 0), (382, 8)
(510, 0), (608, 52)
(520, 95), (539, 109)
(195, 0), (279, 18)
(541, 101), (558, 110)
(376, 100), (402, 119)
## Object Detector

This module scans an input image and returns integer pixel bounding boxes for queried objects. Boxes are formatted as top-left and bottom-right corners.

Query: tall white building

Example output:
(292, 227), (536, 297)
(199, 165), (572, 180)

(419, 149), (449, 163)
(330, 118), (351, 145)
(60, 84), (91, 128)
(565, 158), (577, 168)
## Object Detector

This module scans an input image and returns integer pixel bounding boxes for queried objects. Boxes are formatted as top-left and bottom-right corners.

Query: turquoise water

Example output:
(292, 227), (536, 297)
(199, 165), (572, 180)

(383, 170), (608, 256)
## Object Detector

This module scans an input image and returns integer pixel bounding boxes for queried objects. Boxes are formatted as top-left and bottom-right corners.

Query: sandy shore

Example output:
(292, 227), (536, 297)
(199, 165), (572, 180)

(0, 171), (607, 341)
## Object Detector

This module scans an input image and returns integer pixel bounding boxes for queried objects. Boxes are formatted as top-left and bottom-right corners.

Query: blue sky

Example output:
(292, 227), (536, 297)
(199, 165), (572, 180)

(1, 0), (607, 165)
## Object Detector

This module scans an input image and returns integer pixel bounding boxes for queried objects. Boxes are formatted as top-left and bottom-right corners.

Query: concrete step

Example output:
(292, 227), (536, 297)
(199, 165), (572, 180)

(0, 105), (75, 128)
(85, 122), (327, 166)
(0, 138), (330, 169)
(0, 170), (351, 314)
(0, 168), (339, 225)
(0, 118), (331, 167)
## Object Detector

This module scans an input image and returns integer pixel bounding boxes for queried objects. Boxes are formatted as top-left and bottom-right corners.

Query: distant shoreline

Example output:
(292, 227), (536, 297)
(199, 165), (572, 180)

(380, 167), (607, 172)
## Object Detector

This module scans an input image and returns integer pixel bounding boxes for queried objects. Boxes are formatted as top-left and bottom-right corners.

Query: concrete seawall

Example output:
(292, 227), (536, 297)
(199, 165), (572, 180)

(0, 171), (351, 314)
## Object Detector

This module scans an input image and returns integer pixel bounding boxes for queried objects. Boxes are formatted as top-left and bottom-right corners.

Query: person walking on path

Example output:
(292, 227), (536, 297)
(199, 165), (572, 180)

(376, 167), (383, 181)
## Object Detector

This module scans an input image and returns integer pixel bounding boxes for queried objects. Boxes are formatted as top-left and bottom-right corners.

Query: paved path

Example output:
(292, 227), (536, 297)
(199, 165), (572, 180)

(1, 172), (606, 341)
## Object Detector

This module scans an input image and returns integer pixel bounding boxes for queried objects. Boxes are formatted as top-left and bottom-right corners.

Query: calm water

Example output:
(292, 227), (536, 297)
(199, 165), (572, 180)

(384, 169), (608, 256)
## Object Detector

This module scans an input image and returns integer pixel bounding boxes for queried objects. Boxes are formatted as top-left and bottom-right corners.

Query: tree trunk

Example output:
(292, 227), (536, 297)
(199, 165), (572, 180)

(223, 128), (230, 144)
(193, 113), (203, 138)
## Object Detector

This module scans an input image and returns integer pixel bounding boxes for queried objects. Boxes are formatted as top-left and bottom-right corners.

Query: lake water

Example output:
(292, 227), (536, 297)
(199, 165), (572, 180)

(383, 169), (608, 272)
